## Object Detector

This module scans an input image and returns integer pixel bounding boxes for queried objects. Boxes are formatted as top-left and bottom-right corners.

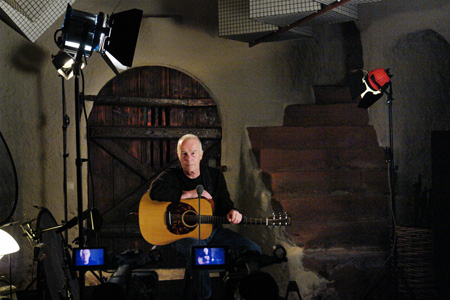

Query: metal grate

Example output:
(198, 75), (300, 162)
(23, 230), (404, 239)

(219, 0), (314, 42)
(218, 0), (276, 37)
(310, 0), (359, 25)
(343, 0), (382, 3)
(249, 0), (316, 36)
(218, 0), (384, 43)
(0, 0), (75, 42)
(250, 0), (320, 24)
(311, 0), (383, 24)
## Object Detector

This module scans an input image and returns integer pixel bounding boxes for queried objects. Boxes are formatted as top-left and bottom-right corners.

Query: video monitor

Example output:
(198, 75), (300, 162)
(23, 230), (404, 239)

(73, 247), (105, 270)
(191, 245), (228, 271)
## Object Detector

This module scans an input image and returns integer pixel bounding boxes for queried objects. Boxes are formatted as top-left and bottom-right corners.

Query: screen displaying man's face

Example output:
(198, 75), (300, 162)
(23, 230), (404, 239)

(80, 249), (91, 265)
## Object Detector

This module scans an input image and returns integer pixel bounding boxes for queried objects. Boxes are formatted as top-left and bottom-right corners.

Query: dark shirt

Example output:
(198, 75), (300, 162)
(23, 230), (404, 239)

(149, 165), (235, 217)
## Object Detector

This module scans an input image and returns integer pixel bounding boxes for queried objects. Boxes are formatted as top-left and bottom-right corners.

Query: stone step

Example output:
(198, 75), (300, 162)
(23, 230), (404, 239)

(273, 193), (389, 224)
(248, 126), (379, 151)
(301, 247), (390, 299)
(313, 85), (353, 104)
(283, 103), (369, 127)
(266, 169), (389, 195)
(254, 147), (386, 172)
(286, 219), (391, 249)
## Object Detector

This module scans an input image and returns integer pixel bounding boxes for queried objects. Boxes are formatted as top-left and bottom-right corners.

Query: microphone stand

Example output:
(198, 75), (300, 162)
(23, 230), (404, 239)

(196, 185), (204, 300)
(196, 185), (204, 245)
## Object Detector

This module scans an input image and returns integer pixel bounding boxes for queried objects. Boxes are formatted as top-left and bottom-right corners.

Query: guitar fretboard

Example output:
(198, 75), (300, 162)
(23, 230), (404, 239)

(175, 214), (289, 226)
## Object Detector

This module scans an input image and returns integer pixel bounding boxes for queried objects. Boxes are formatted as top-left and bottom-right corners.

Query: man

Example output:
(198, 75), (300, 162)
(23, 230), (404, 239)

(149, 134), (261, 300)
(79, 249), (91, 265)
(197, 247), (211, 265)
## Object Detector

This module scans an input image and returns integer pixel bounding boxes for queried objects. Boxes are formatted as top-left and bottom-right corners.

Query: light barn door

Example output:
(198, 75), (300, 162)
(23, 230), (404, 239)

(86, 66), (222, 257)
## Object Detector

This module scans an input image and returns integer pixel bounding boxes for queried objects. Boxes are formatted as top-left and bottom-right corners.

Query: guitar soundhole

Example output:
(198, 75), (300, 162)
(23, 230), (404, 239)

(167, 202), (198, 235)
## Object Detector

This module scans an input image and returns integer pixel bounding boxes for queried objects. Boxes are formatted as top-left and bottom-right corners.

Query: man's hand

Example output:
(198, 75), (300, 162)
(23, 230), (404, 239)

(227, 209), (242, 224)
(181, 189), (213, 200)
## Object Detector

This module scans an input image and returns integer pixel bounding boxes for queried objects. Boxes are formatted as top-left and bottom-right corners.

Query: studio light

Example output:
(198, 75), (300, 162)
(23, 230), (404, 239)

(53, 4), (143, 77)
(0, 229), (20, 260)
(349, 68), (392, 109)
(54, 4), (100, 58)
(52, 51), (85, 80)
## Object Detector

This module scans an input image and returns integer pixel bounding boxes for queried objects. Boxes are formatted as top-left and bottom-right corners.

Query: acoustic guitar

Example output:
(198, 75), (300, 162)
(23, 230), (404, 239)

(139, 192), (291, 246)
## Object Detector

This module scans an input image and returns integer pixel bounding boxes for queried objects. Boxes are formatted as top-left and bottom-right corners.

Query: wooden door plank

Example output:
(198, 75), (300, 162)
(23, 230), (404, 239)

(90, 139), (156, 180)
(101, 182), (151, 224)
(85, 95), (217, 107)
(89, 127), (222, 139)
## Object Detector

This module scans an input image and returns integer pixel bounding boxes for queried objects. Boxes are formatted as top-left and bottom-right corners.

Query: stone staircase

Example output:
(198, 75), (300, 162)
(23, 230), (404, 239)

(247, 86), (391, 297)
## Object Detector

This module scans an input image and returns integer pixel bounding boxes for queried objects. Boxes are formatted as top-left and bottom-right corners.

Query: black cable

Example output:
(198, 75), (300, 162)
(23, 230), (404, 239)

(112, 0), (122, 14)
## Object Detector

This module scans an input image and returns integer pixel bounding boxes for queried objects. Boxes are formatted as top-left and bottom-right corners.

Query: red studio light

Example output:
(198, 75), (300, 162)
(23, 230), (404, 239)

(348, 68), (393, 109)
(367, 68), (391, 91)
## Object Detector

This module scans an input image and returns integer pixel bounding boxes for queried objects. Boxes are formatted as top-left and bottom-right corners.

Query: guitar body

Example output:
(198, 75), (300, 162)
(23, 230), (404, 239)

(139, 193), (214, 246)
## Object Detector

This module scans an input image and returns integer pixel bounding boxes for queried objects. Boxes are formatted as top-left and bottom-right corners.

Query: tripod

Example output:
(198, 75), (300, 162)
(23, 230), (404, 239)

(361, 81), (418, 299)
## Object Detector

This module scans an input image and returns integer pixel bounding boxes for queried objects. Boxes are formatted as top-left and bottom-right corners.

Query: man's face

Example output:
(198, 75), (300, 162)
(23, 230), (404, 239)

(178, 138), (203, 176)
(80, 249), (90, 264)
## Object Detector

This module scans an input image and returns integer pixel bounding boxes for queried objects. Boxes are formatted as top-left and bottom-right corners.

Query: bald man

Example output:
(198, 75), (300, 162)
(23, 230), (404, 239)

(149, 134), (261, 300)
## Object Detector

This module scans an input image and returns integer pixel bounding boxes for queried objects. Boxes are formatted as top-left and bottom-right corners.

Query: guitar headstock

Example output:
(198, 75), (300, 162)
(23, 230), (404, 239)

(267, 212), (291, 226)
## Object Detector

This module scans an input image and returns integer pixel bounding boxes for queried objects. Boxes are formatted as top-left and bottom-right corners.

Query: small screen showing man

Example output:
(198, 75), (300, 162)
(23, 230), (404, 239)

(194, 247), (225, 266)
(75, 248), (104, 266)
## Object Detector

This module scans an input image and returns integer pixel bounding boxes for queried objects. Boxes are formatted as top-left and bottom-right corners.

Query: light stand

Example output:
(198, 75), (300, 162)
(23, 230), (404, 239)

(0, 228), (20, 300)
(59, 72), (71, 248)
(382, 82), (400, 299)
(51, 5), (143, 300)
(348, 68), (403, 299)
(384, 83), (396, 218)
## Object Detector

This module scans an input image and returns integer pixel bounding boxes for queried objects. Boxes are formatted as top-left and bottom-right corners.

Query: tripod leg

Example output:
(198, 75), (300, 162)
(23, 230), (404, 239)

(284, 281), (302, 300)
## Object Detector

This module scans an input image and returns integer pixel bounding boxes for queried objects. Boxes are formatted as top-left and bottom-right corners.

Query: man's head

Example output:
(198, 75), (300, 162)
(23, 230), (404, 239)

(80, 249), (91, 265)
(177, 134), (203, 178)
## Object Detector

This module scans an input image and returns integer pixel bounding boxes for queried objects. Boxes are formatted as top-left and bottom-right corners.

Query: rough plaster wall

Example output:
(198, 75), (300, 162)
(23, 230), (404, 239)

(0, 18), (79, 287)
(388, 30), (450, 223)
(359, 1), (450, 224)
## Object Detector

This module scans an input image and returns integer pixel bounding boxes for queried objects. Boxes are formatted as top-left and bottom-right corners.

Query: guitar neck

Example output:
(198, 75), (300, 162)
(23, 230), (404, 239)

(196, 215), (271, 225)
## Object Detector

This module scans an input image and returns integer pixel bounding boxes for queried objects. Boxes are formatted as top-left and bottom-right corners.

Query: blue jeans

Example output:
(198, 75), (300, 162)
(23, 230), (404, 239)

(172, 228), (261, 300)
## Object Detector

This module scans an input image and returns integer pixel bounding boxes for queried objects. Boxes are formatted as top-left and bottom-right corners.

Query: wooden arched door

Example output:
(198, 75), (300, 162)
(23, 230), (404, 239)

(86, 66), (222, 253)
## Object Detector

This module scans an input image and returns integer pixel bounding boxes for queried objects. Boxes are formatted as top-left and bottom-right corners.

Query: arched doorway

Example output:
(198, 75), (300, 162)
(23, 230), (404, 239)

(86, 66), (222, 255)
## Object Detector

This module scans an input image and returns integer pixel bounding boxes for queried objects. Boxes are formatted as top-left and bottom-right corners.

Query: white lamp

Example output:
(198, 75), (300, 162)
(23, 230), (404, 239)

(0, 229), (20, 260)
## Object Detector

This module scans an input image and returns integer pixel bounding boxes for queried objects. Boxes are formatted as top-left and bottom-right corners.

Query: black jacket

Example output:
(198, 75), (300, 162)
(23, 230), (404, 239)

(149, 165), (235, 217)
